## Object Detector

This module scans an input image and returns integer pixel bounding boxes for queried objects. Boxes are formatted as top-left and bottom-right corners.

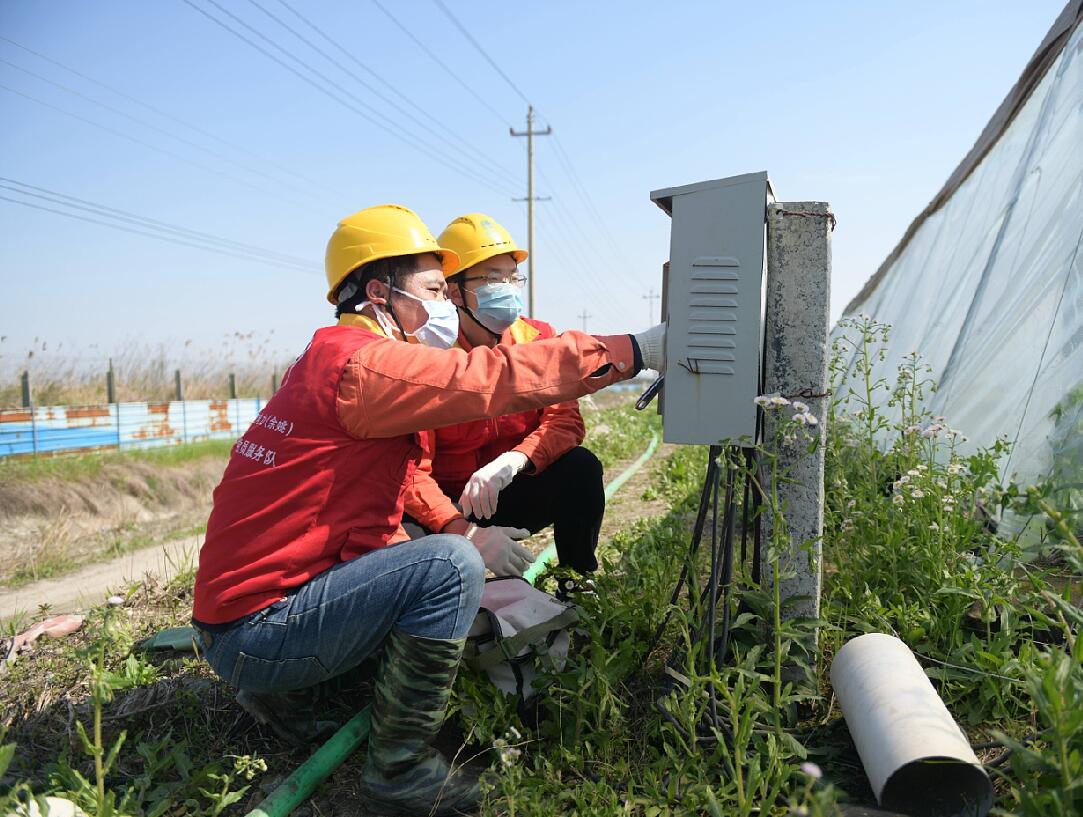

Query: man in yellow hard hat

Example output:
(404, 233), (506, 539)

(191, 204), (666, 816)
(402, 213), (606, 576)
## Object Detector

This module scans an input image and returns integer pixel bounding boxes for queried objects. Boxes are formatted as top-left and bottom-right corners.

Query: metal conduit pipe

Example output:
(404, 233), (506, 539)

(830, 633), (993, 817)
(244, 431), (661, 817)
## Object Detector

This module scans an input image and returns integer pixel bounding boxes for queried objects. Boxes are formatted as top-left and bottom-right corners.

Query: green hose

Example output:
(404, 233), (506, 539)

(244, 708), (371, 817)
(244, 431), (660, 817)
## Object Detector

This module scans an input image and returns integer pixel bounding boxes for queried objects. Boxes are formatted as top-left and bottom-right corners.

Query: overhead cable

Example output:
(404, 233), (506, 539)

(184, 0), (518, 198)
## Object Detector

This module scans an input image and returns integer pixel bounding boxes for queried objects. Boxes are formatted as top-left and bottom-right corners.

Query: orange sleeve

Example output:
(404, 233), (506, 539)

(402, 431), (465, 533)
(511, 399), (586, 474)
(337, 331), (635, 440)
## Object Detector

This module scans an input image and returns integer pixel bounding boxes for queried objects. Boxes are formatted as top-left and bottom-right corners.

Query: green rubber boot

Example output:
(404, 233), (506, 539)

(360, 629), (480, 816)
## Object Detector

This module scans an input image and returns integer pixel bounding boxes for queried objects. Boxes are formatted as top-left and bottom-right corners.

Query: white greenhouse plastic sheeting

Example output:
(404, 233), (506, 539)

(835, 9), (1083, 535)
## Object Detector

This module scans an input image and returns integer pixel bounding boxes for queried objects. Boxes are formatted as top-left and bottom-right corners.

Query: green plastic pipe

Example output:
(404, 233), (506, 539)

(245, 708), (371, 817)
(244, 431), (660, 817)
(523, 431), (659, 583)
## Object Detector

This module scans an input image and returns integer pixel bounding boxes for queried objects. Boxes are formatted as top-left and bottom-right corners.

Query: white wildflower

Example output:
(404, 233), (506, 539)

(771, 395), (791, 408)
(911, 488), (925, 498)
(107, 595), (125, 607)
(804, 412), (819, 426)
(947, 463), (963, 475)
(754, 395), (771, 408)
(929, 522), (939, 531)
(793, 413), (808, 426)
(893, 493), (904, 505)
(907, 469), (920, 477)
(508, 726), (522, 741)
(800, 761), (823, 780)
(792, 400), (809, 413)
(904, 424), (922, 436)
(898, 474), (910, 485)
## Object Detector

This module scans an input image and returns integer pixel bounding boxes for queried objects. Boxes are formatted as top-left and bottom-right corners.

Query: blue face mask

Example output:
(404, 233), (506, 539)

(471, 282), (523, 334)
(391, 288), (460, 349)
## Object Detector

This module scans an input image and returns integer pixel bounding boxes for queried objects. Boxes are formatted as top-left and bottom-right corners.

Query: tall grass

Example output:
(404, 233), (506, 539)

(0, 334), (295, 407)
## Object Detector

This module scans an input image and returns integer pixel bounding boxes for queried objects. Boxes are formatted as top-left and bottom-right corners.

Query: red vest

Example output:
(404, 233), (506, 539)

(193, 325), (420, 624)
(430, 318), (553, 498)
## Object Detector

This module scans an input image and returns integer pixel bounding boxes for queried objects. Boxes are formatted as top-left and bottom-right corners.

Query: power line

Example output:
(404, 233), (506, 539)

(263, 0), (521, 186)
(370, 0), (510, 128)
(0, 192), (320, 273)
(0, 82), (299, 203)
(184, 0), (518, 198)
(0, 56), (330, 207)
(547, 133), (651, 288)
(0, 178), (318, 269)
(0, 35), (343, 198)
(431, 0), (532, 106)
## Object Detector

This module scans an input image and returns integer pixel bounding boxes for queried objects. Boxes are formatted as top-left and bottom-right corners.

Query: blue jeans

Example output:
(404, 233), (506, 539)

(198, 534), (484, 693)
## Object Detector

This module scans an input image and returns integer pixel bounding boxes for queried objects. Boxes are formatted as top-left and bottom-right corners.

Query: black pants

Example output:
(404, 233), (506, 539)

(476, 446), (605, 573)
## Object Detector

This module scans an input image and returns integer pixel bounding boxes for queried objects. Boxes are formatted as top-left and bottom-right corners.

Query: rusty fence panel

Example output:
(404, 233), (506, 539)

(0, 398), (263, 458)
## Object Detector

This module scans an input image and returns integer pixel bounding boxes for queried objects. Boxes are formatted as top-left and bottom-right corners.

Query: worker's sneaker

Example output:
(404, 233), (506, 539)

(359, 629), (480, 816)
(236, 688), (339, 746)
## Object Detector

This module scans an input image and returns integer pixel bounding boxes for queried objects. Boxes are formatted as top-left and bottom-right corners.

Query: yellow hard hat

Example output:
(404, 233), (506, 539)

(324, 204), (460, 303)
(437, 213), (528, 278)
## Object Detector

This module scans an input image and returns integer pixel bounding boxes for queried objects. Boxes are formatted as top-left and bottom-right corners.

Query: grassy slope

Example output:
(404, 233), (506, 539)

(0, 441), (230, 588)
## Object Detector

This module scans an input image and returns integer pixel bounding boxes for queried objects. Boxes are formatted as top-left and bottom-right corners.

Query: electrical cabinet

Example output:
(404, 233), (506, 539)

(650, 172), (771, 445)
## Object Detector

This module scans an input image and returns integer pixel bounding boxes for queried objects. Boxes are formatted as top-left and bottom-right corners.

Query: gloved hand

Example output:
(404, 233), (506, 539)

(459, 450), (529, 520)
(634, 323), (666, 372)
(468, 525), (536, 576)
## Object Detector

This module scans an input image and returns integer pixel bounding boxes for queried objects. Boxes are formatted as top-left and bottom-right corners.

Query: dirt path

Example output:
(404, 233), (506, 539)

(0, 534), (200, 624)
(0, 439), (676, 625)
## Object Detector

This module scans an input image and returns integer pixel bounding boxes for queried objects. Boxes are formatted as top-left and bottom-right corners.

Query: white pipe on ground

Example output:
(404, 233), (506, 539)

(830, 633), (992, 817)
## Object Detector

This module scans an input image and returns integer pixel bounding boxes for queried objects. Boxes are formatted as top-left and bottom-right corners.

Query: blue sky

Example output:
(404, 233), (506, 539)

(0, 1), (1065, 377)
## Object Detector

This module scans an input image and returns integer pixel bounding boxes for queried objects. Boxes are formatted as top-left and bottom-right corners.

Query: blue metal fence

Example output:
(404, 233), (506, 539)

(0, 399), (263, 458)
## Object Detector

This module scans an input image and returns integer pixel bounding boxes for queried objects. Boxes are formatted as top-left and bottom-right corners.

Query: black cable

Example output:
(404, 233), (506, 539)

(251, 0), (521, 191)
(0, 82), (292, 202)
(0, 194), (315, 273)
(369, 0), (510, 128)
(645, 446), (720, 661)
(0, 178), (318, 270)
(183, 0), (518, 198)
(0, 35), (339, 196)
(705, 453), (721, 726)
(0, 57), (328, 206)
(715, 447), (739, 668)
(431, 0), (532, 106)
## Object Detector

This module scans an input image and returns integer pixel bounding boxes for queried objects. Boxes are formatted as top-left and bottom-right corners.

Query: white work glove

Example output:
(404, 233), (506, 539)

(468, 524), (536, 576)
(459, 450), (529, 520)
(634, 323), (666, 372)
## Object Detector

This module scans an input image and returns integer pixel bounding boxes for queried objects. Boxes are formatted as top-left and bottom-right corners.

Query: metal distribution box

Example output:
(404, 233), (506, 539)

(650, 172), (771, 446)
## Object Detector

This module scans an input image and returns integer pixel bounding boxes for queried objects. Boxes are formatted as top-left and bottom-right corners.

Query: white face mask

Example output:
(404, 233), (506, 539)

(357, 289), (459, 350)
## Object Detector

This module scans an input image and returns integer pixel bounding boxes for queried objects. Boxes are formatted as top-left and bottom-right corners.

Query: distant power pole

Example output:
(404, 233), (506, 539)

(643, 289), (660, 324)
(511, 105), (551, 318)
(577, 310), (592, 332)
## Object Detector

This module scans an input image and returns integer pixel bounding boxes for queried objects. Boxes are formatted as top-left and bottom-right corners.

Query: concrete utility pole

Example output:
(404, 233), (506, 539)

(577, 309), (591, 332)
(510, 105), (551, 318)
(761, 202), (833, 652)
(643, 289), (660, 324)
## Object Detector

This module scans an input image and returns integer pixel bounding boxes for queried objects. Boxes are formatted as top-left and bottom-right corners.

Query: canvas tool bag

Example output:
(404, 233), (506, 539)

(463, 576), (579, 700)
